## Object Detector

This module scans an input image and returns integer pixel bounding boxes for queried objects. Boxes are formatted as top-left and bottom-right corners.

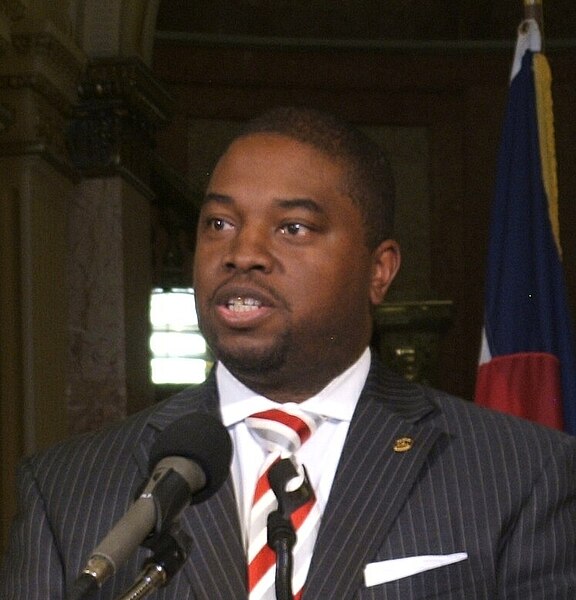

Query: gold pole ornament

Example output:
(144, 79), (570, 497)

(523, 0), (543, 31)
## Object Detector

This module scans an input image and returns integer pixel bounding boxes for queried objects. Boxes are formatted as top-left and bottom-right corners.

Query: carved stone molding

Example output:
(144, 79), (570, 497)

(10, 30), (84, 81)
(0, 29), (85, 173)
(78, 59), (171, 127)
(0, 76), (73, 172)
(67, 58), (172, 191)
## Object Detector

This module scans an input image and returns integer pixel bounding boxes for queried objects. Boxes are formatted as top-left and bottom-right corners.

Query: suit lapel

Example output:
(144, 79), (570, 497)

(303, 361), (448, 599)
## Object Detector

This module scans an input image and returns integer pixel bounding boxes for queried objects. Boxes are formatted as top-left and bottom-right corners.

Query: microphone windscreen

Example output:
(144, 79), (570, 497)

(149, 412), (232, 504)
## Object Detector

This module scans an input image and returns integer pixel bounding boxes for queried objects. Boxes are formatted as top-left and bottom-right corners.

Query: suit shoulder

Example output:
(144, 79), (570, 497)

(25, 381), (215, 473)
(422, 383), (576, 454)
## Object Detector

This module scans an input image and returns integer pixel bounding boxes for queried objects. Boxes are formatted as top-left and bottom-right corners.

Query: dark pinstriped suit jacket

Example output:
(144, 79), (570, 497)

(2, 357), (576, 599)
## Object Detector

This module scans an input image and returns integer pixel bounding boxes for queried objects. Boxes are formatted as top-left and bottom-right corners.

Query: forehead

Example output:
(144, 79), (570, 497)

(209, 133), (347, 191)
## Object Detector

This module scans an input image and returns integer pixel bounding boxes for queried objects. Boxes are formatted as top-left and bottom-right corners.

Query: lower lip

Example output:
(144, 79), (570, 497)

(216, 304), (273, 327)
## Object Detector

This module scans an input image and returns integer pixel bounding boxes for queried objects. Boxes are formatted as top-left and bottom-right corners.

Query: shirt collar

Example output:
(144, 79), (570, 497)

(218, 347), (371, 427)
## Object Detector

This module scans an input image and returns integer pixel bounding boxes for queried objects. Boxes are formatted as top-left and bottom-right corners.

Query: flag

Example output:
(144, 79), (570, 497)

(475, 19), (576, 435)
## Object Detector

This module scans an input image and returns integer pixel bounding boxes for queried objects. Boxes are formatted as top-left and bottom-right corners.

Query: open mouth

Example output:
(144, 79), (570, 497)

(226, 297), (263, 312)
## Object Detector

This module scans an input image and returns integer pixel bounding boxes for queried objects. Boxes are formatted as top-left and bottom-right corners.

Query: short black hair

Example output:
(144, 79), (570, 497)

(235, 106), (395, 249)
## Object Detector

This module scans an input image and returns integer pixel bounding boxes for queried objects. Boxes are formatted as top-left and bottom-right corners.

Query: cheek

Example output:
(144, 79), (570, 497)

(193, 247), (217, 286)
(289, 257), (372, 317)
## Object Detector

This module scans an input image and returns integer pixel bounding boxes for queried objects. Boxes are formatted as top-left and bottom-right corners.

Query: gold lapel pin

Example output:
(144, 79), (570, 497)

(393, 437), (414, 453)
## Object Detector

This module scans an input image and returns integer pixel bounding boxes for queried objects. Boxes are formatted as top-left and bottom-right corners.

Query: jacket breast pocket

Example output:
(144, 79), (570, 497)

(357, 560), (489, 600)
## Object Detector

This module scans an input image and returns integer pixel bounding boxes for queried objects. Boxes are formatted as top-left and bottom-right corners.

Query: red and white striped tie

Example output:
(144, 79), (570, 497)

(246, 408), (323, 600)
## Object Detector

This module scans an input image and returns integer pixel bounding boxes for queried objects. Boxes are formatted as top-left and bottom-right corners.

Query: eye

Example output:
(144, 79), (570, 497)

(279, 222), (310, 236)
(207, 217), (233, 231)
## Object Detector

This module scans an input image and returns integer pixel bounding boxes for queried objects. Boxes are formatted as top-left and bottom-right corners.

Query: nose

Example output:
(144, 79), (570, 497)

(223, 224), (273, 273)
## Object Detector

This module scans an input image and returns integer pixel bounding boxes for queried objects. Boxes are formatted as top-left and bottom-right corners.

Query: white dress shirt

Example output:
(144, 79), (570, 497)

(217, 347), (371, 549)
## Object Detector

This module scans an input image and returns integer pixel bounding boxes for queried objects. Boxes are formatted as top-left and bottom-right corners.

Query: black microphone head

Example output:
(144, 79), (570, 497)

(149, 412), (232, 504)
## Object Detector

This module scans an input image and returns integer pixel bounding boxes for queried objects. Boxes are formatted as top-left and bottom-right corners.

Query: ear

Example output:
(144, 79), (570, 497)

(369, 239), (401, 305)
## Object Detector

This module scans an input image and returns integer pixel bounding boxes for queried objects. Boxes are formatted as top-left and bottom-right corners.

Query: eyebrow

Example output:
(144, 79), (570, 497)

(202, 192), (232, 205)
(277, 198), (323, 213)
(202, 193), (324, 214)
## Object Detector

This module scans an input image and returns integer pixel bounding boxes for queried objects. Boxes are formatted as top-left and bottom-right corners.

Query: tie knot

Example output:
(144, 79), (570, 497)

(245, 408), (322, 454)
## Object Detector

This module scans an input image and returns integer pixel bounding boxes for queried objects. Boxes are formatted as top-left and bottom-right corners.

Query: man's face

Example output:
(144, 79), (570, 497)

(193, 133), (399, 400)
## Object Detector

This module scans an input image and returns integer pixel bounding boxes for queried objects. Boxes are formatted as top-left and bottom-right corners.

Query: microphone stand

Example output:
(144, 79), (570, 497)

(267, 459), (314, 600)
(115, 524), (192, 600)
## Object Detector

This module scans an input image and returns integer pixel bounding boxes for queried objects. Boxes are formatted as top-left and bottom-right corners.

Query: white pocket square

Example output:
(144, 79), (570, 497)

(364, 552), (468, 587)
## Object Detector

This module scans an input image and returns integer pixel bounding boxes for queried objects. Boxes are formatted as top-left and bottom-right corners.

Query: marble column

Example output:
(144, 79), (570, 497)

(66, 58), (172, 433)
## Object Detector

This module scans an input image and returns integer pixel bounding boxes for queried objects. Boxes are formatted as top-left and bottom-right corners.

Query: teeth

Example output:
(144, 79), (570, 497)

(227, 297), (262, 312)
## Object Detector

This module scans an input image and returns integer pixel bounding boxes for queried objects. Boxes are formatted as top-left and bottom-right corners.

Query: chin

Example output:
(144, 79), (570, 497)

(214, 338), (289, 376)
(220, 348), (286, 374)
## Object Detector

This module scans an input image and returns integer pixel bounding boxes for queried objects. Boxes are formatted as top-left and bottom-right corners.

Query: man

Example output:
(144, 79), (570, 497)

(1, 106), (575, 599)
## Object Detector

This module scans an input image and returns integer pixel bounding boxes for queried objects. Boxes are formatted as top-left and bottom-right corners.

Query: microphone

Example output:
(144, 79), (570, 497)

(69, 412), (232, 600)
